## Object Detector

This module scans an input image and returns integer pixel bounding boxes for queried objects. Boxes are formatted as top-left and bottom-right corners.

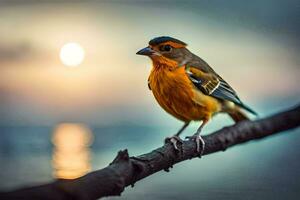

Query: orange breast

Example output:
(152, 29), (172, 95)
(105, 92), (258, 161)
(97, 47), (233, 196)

(148, 64), (220, 122)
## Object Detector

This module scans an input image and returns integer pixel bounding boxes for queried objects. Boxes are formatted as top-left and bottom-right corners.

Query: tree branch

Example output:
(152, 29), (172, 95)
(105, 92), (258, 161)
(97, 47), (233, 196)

(1, 105), (300, 200)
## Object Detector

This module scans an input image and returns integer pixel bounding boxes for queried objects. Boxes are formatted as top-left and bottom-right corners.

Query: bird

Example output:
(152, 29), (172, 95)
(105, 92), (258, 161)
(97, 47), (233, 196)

(136, 36), (257, 156)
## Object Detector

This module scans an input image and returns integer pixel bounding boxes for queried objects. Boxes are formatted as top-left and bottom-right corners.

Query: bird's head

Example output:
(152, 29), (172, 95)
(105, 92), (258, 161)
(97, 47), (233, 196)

(136, 36), (192, 66)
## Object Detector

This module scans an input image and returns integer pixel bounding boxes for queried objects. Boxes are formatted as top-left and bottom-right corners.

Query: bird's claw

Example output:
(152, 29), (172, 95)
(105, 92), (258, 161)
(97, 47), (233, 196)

(185, 135), (205, 157)
(164, 135), (183, 152)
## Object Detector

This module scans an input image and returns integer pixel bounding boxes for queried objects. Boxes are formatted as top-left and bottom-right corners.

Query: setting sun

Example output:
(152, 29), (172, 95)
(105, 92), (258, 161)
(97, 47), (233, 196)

(60, 42), (85, 67)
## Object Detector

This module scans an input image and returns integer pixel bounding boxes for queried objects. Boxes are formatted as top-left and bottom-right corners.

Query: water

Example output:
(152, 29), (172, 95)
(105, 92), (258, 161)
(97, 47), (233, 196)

(0, 123), (299, 200)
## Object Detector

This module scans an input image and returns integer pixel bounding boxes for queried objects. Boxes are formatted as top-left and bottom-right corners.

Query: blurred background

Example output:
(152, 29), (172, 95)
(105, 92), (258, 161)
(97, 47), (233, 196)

(0, 0), (300, 199)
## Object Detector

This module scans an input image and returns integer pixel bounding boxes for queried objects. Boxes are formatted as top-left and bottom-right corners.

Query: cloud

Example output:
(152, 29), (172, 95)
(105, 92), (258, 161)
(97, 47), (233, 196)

(0, 42), (33, 62)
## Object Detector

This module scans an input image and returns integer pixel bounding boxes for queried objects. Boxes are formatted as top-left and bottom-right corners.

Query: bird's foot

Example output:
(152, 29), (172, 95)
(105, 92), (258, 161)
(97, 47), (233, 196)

(164, 135), (183, 152)
(185, 134), (205, 157)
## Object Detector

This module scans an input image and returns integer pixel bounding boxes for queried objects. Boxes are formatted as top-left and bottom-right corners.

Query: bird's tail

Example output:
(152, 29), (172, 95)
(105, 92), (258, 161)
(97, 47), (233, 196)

(228, 108), (249, 123)
(239, 103), (257, 116)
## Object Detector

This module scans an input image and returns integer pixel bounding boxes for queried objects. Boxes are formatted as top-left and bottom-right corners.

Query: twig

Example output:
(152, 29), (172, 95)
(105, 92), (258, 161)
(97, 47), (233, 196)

(1, 104), (300, 200)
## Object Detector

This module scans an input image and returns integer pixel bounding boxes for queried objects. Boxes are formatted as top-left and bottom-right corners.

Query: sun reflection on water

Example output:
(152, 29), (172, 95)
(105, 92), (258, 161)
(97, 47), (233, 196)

(52, 123), (93, 179)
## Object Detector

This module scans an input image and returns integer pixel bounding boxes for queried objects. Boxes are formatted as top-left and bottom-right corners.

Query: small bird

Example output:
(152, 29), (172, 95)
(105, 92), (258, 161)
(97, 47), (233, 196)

(137, 36), (256, 156)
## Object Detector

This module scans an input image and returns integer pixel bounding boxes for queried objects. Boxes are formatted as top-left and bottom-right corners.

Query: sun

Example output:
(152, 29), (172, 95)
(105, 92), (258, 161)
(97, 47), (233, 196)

(60, 42), (85, 67)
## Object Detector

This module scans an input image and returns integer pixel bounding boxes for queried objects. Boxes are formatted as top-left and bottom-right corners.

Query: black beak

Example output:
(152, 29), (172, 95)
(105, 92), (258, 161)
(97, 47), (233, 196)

(136, 47), (155, 56)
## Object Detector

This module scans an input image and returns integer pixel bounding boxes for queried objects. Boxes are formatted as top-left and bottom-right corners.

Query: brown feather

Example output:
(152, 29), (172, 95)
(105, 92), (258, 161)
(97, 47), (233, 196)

(148, 57), (221, 123)
(228, 109), (249, 123)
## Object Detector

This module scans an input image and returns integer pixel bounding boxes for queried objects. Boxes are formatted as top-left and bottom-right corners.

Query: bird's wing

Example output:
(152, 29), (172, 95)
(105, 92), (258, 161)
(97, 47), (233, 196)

(185, 60), (257, 115)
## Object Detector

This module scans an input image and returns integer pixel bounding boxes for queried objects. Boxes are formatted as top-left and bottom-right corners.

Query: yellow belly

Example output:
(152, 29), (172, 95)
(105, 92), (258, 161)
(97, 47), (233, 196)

(149, 66), (221, 122)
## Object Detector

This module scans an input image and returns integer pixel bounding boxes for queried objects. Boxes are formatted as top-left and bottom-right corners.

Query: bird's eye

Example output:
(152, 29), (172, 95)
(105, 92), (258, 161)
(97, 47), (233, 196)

(159, 45), (172, 52)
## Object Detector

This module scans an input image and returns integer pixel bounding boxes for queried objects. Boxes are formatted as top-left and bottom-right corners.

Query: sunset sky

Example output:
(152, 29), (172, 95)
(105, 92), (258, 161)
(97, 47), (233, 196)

(0, 0), (299, 126)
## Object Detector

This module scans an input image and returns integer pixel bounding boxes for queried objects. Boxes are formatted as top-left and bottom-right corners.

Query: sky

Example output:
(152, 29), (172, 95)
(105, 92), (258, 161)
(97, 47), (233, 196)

(0, 0), (299, 126)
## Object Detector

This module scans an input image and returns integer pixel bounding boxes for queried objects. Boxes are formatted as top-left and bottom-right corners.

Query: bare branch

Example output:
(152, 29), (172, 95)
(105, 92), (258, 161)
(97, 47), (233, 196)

(1, 104), (300, 200)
